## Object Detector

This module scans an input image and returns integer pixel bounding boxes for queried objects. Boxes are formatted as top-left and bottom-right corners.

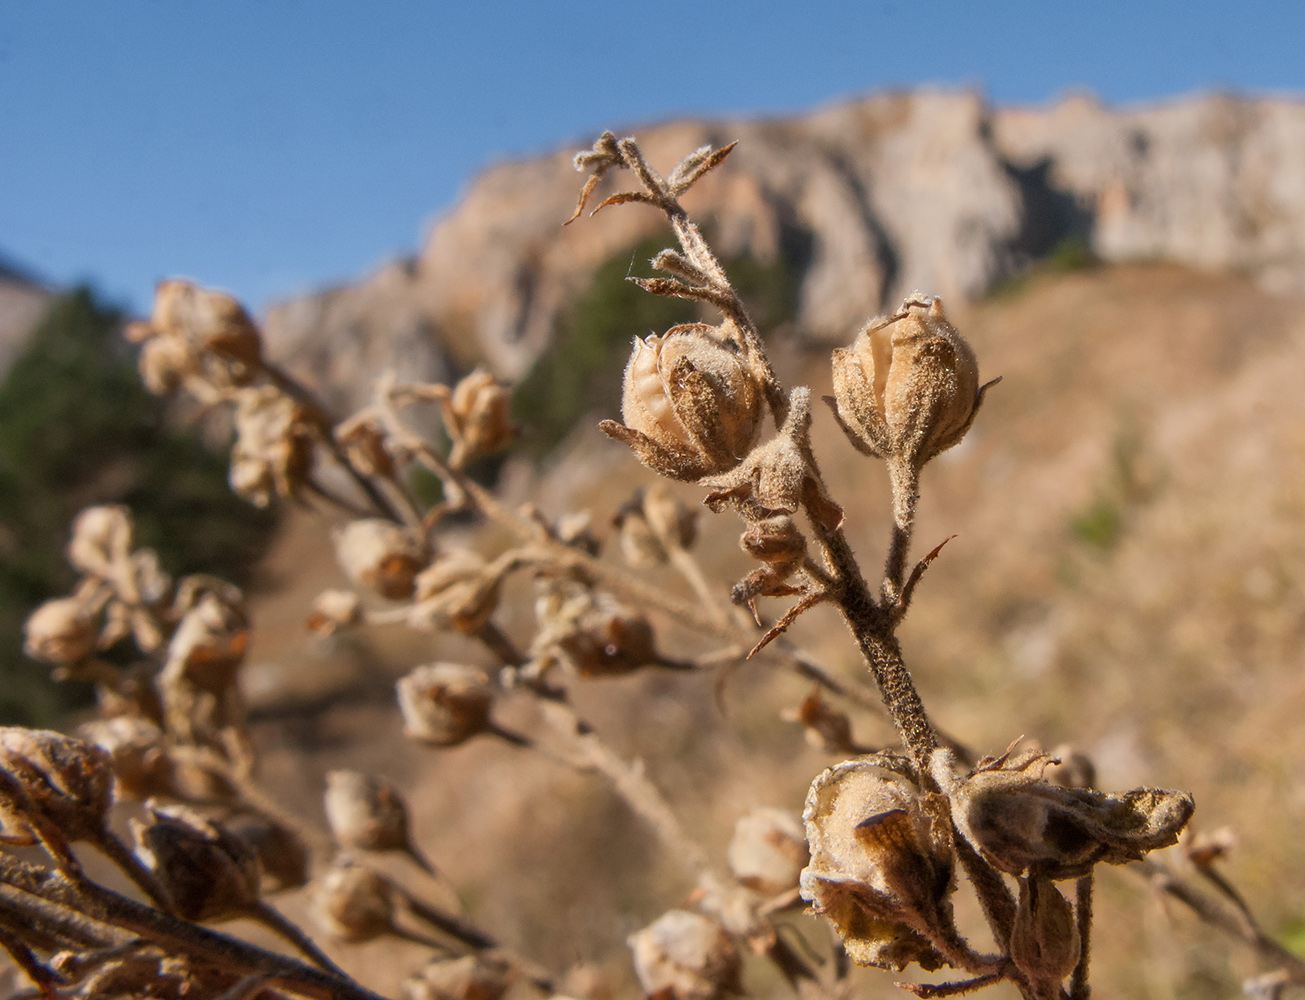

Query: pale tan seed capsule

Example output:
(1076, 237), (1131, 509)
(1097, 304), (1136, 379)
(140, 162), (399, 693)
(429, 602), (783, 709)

(612, 330), (763, 480)
(152, 280), (263, 368)
(396, 663), (495, 746)
(229, 387), (315, 507)
(77, 716), (173, 801)
(23, 598), (97, 663)
(727, 807), (809, 896)
(312, 856), (397, 941)
(628, 910), (742, 1000)
(830, 295), (983, 468)
(333, 519), (428, 600)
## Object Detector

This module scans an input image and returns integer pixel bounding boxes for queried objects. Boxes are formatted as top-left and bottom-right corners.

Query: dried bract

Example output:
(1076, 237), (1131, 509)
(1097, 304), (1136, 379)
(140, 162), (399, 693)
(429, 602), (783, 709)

(67, 505), (134, 577)
(397, 663), (495, 746)
(800, 758), (955, 971)
(602, 327), (763, 482)
(727, 807), (809, 896)
(931, 747), (1194, 880)
(628, 910), (742, 1000)
(334, 519), (429, 600)
(829, 295), (986, 469)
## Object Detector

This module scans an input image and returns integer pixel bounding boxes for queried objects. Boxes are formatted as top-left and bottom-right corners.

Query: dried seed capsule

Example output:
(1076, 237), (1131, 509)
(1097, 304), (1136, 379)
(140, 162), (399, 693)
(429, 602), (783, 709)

(333, 519), (429, 600)
(628, 910), (742, 1000)
(229, 387), (315, 507)
(324, 770), (413, 854)
(138, 333), (198, 395)
(23, 598), (97, 663)
(1010, 875), (1080, 991)
(403, 954), (514, 1000)
(397, 663), (495, 746)
(556, 600), (660, 677)
(411, 550), (503, 635)
(727, 807), (809, 896)
(0, 728), (115, 845)
(446, 367), (514, 459)
(800, 758), (955, 971)
(152, 279), (263, 371)
(312, 856), (397, 941)
(830, 295), (984, 469)
(641, 484), (697, 552)
(336, 416), (396, 478)
(132, 803), (262, 921)
(604, 329), (763, 481)
(931, 746), (1194, 880)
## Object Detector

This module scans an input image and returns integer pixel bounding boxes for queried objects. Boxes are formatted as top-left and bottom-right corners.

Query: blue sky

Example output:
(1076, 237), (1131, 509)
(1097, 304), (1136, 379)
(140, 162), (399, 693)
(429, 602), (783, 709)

(2, 1), (1303, 314)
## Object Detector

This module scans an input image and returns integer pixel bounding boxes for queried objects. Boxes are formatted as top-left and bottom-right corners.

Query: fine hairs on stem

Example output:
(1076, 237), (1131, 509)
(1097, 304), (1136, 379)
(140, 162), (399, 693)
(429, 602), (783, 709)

(0, 129), (1295, 1000)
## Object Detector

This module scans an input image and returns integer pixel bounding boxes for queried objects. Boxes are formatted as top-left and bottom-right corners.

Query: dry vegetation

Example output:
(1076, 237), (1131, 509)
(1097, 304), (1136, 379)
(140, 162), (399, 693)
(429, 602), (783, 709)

(3, 134), (1305, 1000)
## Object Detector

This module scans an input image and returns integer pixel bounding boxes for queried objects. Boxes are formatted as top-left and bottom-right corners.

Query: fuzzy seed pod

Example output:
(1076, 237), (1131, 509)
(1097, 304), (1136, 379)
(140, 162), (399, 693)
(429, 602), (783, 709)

(446, 367), (514, 459)
(132, 803), (262, 921)
(616, 507), (666, 568)
(785, 690), (862, 756)
(403, 954), (514, 1000)
(396, 663), (495, 746)
(556, 601), (660, 677)
(801, 757), (956, 971)
(336, 416), (396, 478)
(23, 598), (97, 663)
(727, 807), (809, 896)
(324, 770), (413, 854)
(162, 588), (249, 695)
(930, 746), (1194, 880)
(312, 856), (397, 941)
(152, 280), (263, 373)
(603, 329), (763, 482)
(334, 519), (428, 600)
(411, 550), (503, 635)
(0, 728), (115, 845)
(830, 295), (985, 469)
(1010, 875), (1080, 991)
(628, 910), (742, 1000)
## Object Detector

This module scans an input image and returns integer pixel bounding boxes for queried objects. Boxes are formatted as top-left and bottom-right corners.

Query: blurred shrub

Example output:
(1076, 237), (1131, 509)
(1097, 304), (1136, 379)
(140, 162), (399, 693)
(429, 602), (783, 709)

(0, 288), (275, 724)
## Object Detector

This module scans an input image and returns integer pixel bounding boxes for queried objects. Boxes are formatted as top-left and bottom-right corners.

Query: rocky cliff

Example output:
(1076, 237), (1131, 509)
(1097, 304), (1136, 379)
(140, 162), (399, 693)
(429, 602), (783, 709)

(262, 89), (1305, 413)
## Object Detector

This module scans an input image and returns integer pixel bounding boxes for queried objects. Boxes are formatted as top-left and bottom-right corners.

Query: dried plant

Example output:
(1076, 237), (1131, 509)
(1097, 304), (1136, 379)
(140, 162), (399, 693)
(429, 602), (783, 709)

(0, 130), (1299, 1000)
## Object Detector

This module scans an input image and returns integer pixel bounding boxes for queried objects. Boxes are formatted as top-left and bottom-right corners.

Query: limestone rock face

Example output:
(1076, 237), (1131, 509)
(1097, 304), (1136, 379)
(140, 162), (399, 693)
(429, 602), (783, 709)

(0, 263), (52, 376)
(260, 90), (1305, 416)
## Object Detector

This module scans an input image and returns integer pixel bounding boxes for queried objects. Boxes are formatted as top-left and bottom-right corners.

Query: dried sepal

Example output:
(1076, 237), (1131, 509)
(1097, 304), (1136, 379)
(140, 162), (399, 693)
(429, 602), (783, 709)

(628, 910), (742, 1000)
(440, 367), (514, 463)
(829, 295), (992, 469)
(728, 807), (809, 897)
(409, 549), (507, 635)
(603, 327), (763, 482)
(930, 747), (1194, 880)
(800, 758), (957, 972)
(396, 663), (496, 747)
